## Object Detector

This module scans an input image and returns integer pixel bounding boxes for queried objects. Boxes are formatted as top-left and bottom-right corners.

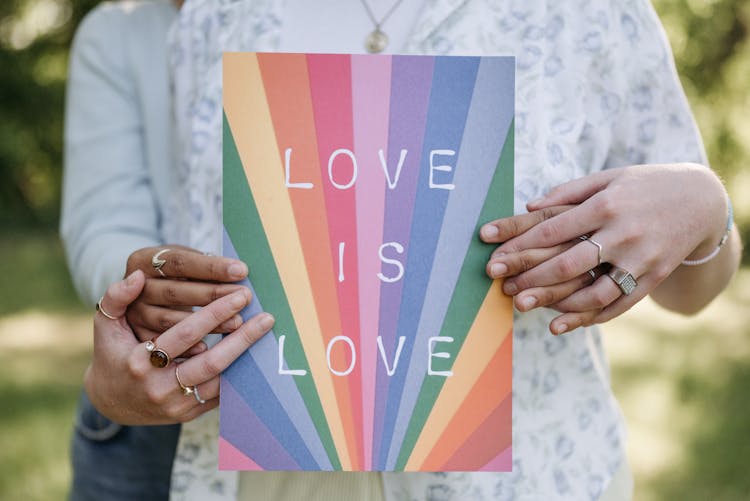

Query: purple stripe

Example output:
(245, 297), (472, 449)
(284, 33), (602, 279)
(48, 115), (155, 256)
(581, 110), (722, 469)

(220, 379), (300, 470)
(371, 55), (435, 465)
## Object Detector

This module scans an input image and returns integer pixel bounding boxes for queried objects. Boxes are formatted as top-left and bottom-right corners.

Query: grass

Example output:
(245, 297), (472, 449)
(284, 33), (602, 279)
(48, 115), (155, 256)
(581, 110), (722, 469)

(0, 230), (90, 500)
(0, 229), (749, 500)
(604, 269), (750, 501)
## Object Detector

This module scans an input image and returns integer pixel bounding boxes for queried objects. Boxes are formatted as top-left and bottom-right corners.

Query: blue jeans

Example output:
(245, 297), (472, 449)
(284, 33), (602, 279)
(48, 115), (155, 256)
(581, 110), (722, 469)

(69, 391), (180, 501)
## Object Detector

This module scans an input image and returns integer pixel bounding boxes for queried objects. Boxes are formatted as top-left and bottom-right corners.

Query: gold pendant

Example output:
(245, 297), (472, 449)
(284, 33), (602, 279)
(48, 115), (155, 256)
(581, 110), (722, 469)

(365, 28), (388, 53)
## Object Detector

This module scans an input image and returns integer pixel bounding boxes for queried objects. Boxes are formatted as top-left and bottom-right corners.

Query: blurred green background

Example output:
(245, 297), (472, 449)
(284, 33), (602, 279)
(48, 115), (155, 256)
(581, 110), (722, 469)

(0, 0), (748, 499)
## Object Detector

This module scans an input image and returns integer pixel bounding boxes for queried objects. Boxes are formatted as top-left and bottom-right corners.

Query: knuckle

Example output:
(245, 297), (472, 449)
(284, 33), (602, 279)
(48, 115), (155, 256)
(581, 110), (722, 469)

(162, 285), (179, 303)
(158, 314), (176, 331)
(206, 260), (221, 281)
(165, 405), (184, 421)
(556, 254), (578, 278)
(210, 286), (223, 303)
(171, 254), (186, 275)
(594, 195), (617, 220)
(538, 288), (557, 306)
(516, 252), (536, 273)
(200, 354), (223, 377)
(591, 288), (612, 308)
(127, 354), (149, 380)
(145, 385), (166, 405)
(171, 323), (194, 346)
(507, 217), (521, 237)
(539, 222), (560, 243)
(540, 206), (558, 222)
(207, 303), (226, 325)
(239, 323), (261, 345)
(653, 264), (671, 283)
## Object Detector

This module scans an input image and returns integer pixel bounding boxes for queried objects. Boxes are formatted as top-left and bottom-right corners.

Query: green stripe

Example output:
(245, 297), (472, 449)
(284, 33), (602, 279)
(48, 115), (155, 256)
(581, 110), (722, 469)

(223, 113), (342, 470)
(394, 121), (514, 470)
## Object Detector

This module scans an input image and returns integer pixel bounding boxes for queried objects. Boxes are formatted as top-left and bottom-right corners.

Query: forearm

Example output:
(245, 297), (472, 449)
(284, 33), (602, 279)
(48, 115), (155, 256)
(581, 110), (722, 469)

(651, 225), (742, 315)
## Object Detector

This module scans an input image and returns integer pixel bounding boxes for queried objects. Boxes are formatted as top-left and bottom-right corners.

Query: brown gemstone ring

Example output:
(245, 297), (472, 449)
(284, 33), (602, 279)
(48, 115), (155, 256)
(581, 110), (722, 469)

(145, 338), (171, 368)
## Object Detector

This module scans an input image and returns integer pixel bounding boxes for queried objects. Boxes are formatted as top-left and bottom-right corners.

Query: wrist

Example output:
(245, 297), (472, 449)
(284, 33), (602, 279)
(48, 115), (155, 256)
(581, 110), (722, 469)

(682, 167), (731, 264)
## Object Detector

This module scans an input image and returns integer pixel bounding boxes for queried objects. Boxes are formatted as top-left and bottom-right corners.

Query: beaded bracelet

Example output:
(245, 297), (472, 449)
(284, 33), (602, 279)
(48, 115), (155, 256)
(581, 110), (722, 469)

(681, 194), (734, 266)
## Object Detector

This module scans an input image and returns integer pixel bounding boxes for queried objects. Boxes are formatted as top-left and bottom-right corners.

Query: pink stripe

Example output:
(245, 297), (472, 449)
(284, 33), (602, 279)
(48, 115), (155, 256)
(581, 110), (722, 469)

(351, 54), (392, 470)
(219, 437), (263, 471)
(479, 446), (512, 472)
(308, 54), (363, 469)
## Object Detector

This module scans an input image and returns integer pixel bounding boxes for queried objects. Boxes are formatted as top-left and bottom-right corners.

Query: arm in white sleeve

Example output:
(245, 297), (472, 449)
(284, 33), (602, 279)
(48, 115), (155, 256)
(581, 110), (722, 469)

(61, 6), (162, 306)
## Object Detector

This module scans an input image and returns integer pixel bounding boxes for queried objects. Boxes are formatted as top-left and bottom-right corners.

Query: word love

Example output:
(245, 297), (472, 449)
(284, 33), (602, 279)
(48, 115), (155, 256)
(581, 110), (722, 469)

(278, 335), (455, 378)
(284, 147), (457, 191)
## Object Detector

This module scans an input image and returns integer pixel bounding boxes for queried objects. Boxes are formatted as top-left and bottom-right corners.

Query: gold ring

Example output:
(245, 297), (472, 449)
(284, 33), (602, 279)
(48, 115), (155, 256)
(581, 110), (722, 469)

(174, 365), (194, 396)
(145, 337), (171, 368)
(96, 297), (119, 320)
(151, 248), (171, 278)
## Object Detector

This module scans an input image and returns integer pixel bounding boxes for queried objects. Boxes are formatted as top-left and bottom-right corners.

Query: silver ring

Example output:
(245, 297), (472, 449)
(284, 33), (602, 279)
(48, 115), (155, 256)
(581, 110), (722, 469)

(151, 248), (171, 277)
(96, 297), (119, 320)
(174, 365), (194, 396)
(579, 235), (603, 265)
(607, 266), (637, 295)
(193, 386), (206, 405)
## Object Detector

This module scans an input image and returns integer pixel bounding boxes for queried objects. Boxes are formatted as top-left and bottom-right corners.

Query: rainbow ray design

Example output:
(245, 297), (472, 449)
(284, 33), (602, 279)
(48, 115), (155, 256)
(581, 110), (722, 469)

(221, 53), (514, 472)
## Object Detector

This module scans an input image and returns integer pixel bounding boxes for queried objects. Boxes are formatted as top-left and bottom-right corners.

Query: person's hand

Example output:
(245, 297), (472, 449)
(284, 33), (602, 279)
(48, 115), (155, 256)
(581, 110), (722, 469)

(124, 246), (250, 346)
(85, 269), (274, 425)
(481, 205), (593, 312)
(484, 163), (728, 334)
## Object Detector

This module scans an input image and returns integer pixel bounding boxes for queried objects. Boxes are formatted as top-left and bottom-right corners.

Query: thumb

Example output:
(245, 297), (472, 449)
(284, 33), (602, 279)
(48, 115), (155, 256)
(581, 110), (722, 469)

(97, 270), (146, 320)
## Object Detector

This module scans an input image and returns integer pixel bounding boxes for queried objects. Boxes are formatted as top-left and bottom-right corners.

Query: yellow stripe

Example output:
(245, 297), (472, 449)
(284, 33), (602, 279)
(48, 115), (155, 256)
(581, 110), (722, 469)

(223, 53), (352, 469)
(405, 280), (512, 470)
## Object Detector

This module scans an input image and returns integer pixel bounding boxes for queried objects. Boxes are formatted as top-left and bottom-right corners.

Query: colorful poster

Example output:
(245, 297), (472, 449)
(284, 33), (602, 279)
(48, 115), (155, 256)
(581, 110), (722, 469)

(221, 53), (514, 472)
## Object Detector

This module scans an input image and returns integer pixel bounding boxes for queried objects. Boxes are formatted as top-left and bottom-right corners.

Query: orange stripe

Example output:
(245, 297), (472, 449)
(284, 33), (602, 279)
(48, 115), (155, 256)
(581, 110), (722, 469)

(440, 395), (511, 471)
(406, 280), (511, 469)
(419, 329), (512, 471)
(224, 52), (351, 468)
(258, 53), (360, 469)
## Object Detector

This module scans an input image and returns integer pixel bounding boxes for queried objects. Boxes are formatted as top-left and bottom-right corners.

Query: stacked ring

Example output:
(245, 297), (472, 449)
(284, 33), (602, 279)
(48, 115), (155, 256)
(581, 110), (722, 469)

(145, 338), (171, 368)
(607, 266), (638, 296)
(579, 235), (604, 265)
(193, 386), (206, 405)
(174, 365), (206, 404)
(151, 248), (171, 277)
(95, 297), (119, 320)
(174, 365), (194, 396)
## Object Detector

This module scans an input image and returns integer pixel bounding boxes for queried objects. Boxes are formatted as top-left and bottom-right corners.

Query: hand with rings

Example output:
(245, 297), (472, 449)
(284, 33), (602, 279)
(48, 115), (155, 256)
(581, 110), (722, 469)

(481, 164), (737, 335)
(88, 270), (274, 424)
(123, 245), (252, 351)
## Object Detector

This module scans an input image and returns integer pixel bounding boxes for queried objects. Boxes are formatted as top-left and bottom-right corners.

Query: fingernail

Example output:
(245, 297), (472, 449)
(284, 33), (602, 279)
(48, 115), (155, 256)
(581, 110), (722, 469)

(555, 323), (568, 335)
(229, 262), (248, 279)
(520, 296), (537, 310)
(490, 262), (508, 278)
(259, 313), (275, 330)
(528, 197), (544, 207)
(481, 225), (499, 239)
(230, 291), (247, 308)
(504, 281), (518, 295)
(125, 270), (140, 286)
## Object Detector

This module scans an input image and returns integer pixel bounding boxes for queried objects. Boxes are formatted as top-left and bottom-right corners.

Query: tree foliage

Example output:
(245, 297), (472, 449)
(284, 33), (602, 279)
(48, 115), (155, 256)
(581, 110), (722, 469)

(0, 0), (98, 227)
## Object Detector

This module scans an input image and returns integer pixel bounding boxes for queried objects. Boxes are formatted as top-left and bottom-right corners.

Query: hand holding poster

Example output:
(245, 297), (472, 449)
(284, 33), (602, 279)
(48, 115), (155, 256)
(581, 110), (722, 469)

(221, 52), (514, 472)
